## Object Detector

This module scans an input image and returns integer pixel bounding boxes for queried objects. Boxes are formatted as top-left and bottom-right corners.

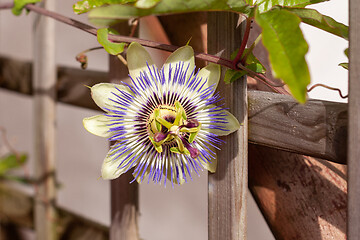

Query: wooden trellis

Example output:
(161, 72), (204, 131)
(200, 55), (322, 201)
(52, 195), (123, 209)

(0, 1), (356, 240)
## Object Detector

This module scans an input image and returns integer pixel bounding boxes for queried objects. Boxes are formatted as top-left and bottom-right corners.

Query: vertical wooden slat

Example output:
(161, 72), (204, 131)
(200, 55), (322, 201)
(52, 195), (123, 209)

(33, 0), (57, 239)
(208, 13), (248, 240)
(348, 0), (360, 239)
(109, 23), (140, 240)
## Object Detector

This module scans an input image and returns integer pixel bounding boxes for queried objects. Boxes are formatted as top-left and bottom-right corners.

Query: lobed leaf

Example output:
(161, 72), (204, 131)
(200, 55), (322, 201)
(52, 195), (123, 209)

(285, 7), (348, 40)
(97, 28), (126, 55)
(73, 0), (136, 14)
(12, 0), (41, 16)
(88, 0), (250, 26)
(256, 7), (310, 103)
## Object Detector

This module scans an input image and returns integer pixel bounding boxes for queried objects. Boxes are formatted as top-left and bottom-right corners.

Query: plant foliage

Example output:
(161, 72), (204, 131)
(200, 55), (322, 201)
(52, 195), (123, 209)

(97, 28), (126, 55)
(72, 0), (348, 102)
(12, 0), (41, 15)
(0, 154), (27, 175)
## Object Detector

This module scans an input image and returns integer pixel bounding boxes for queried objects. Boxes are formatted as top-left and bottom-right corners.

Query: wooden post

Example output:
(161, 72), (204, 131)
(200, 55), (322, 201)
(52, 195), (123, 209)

(33, 0), (57, 239)
(207, 13), (248, 240)
(348, 0), (360, 239)
(249, 146), (347, 240)
(109, 23), (139, 240)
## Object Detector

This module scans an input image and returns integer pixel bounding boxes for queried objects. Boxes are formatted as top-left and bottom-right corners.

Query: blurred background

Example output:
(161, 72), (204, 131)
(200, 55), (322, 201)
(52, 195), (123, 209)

(0, 0), (348, 239)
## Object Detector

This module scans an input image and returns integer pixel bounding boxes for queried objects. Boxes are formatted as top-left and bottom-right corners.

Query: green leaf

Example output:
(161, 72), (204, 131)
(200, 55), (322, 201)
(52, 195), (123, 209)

(247, 0), (327, 13)
(0, 154), (27, 175)
(135, 0), (161, 8)
(247, 62), (266, 73)
(97, 28), (126, 55)
(230, 48), (266, 74)
(73, 0), (136, 14)
(224, 69), (246, 84)
(246, 0), (329, 13)
(256, 7), (310, 103)
(243, 49), (266, 73)
(88, 0), (250, 26)
(339, 63), (348, 70)
(285, 7), (348, 40)
(344, 48), (349, 58)
(12, 0), (41, 16)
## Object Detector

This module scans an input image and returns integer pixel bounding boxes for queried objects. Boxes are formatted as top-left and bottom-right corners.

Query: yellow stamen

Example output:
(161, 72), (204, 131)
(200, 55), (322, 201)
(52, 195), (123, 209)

(155, 117), (173, 129)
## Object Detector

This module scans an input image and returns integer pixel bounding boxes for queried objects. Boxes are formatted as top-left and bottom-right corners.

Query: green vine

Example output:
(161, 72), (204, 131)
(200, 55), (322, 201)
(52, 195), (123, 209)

(5, 0), (349, 102)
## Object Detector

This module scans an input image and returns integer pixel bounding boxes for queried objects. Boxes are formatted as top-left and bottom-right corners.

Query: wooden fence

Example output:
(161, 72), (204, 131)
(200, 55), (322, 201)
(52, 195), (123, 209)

(0, 1), (356, 240)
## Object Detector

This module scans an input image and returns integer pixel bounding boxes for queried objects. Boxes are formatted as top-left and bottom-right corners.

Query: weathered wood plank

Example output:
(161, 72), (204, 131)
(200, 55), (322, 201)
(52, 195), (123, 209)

(248, 20), (347, 238)
(157, 13), (207, 67)
(0, 184), (108, 239)
(248, 90), (347, 164)
(0, 56), (348, 164)
(348, 0), (360, 238)
(109, 23), (139, 240)
(32, 1), (57, 239)
(0, 56), (109, 110)
(208, 13), (248, 240)
(248, 145), (347, 240)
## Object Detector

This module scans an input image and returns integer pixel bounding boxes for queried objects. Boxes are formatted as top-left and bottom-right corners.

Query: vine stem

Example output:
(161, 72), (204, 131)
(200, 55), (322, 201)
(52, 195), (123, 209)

(307, 83), (348, 99)
(232, 17), (253, 68)
(23, 4), (236, 67)
(0, 2), (284, 93)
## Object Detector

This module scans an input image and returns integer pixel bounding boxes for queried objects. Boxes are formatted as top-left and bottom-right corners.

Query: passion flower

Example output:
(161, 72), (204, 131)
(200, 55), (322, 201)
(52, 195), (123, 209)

(83, 42), (240, 186)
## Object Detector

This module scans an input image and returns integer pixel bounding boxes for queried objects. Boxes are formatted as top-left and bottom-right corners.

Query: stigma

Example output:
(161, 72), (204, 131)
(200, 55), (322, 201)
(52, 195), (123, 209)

(147, 101), (201, 158)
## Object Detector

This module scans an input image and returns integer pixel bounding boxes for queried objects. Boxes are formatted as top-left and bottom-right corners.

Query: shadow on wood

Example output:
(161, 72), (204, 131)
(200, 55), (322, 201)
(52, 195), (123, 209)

(249, 145), (347, 240)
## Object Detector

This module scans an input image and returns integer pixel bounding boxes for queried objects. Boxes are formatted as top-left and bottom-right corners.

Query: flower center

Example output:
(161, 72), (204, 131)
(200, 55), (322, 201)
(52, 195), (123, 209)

(147, 101), (201, 158)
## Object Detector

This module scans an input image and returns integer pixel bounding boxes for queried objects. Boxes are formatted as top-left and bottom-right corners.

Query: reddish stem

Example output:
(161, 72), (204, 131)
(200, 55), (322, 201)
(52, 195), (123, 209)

(232, 17), (253, 69)
(0, 2), (285, 94)
(307, 83), (348, 99)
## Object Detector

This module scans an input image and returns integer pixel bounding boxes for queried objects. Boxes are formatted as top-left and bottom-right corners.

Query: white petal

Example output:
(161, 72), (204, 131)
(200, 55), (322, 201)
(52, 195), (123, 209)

(194, 140), (217, 172)
(127, 42), (157, 80)
(162, 45), (195, 82)
(204, 157), (217, 173)
(101, 149), (134, 180)
(165, 155), (186, 185)
(83, 115), (112, 138)
(194, 63), (221, 95)
(91, 83), (133, 112)
(166, 167), (186, 185)
(133, 169), (150, 184)
(199, 105), (240, 136)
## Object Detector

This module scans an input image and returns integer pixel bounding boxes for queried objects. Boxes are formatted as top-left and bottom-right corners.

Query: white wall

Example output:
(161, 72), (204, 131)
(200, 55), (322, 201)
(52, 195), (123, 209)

(303, 0), (348, 103)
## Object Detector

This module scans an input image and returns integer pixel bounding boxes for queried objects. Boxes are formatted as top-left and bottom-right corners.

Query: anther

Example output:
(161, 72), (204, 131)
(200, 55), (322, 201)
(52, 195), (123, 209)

(154, 132), (168, 142)
(183, 119), (199, 128)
